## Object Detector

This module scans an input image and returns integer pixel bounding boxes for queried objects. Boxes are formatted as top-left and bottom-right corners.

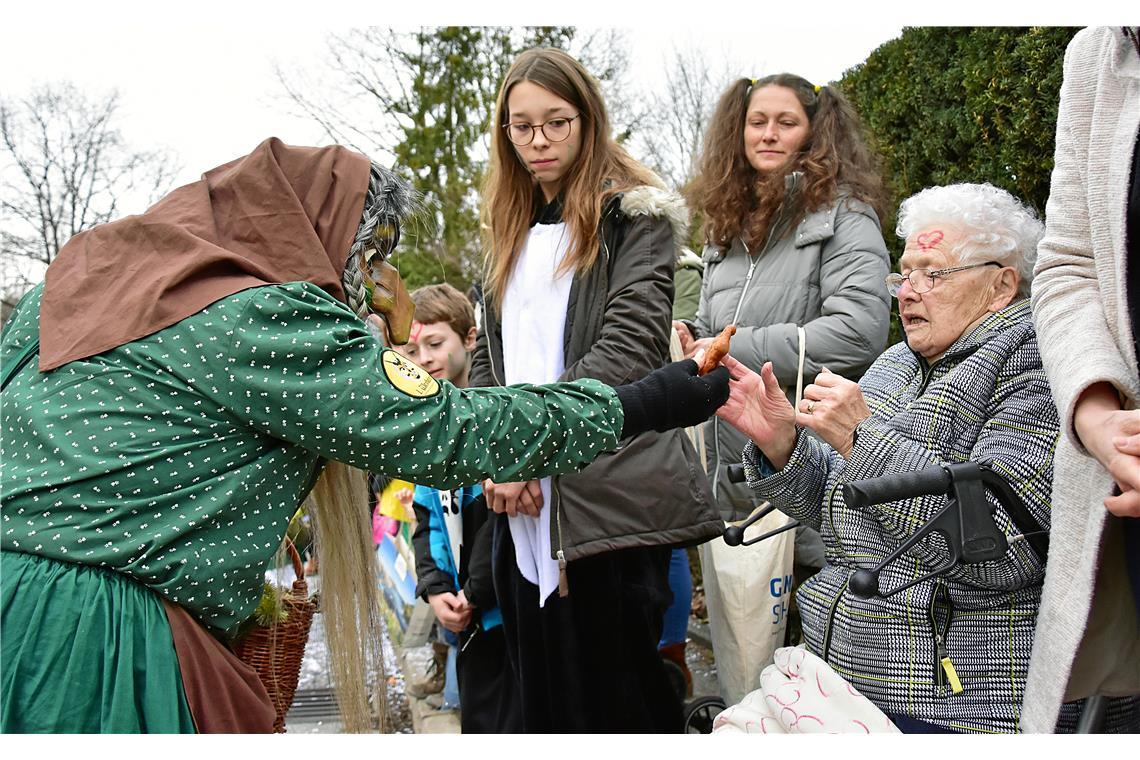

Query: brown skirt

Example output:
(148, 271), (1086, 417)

(162, 600), (276, 733)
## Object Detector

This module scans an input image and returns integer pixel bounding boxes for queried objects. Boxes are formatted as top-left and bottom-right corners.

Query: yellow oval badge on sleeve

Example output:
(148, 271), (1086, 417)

(381, 349), (440, 398)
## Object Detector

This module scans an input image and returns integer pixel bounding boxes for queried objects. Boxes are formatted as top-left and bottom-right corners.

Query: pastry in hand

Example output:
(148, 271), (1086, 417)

(699, 324), (736, 375)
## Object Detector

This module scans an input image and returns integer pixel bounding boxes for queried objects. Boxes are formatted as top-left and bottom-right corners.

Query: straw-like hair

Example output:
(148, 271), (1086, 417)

(306, 463), (384, 731)
(307, 161), (418, 732)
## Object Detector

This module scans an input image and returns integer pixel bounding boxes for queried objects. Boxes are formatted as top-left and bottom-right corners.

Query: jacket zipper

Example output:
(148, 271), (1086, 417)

(915, 347), (971, 695)
(711, 200), (791, 502)
(550, 215), (613, 597)
(819, 480), (853, 665)
(916, 359), (939, 396)
(914, 343), (982, 396)
(929, 580), (961, 695)
(553, 478), (569, 597)
(487, 321), (504, 386)
(460, 622), (481, 652)
(820, 576), (849, 663)
(713, 240), (762, 502)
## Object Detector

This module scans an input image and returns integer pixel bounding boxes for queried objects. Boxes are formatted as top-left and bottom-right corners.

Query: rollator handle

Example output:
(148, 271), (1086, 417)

(843, 464), (950, 508)
(842, 463), (1033, 600)
(721, 463), (800, 547)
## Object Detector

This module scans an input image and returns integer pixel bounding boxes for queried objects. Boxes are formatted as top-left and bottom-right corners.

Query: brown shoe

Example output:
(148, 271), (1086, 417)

(424, 692), (459, 712)
(407, 644), (447, 698)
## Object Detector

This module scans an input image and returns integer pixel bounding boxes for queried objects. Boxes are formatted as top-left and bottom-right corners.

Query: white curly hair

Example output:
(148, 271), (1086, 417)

(896, 182), (1043, 298)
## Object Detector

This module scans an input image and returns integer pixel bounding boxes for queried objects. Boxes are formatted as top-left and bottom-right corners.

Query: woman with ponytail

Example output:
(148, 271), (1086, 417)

(676, 74), (891, 703)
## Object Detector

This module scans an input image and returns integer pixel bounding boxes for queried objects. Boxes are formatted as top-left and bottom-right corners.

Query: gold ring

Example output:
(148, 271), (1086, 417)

(806, 400), (815, 414)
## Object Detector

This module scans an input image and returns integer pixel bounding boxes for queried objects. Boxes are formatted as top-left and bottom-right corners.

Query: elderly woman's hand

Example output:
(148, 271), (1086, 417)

(796, 367), (871, 459)
(716, 356), (798, 469)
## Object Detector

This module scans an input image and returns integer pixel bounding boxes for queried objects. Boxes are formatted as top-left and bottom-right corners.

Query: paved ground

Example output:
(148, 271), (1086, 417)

(283, 573), (721, 733)
(283, 574), (413, 734)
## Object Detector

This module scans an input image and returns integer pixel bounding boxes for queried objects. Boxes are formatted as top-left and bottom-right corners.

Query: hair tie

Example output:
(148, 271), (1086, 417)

(750, 77), (758, 86)
(813, 84), (822, 94)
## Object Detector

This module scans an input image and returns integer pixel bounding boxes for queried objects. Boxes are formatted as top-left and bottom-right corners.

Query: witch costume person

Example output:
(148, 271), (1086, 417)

(0, 138), (730, 733)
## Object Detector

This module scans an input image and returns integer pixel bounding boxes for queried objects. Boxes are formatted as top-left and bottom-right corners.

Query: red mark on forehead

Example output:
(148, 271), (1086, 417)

(409, 321), (423, 342)
(916, 231), (944, 251)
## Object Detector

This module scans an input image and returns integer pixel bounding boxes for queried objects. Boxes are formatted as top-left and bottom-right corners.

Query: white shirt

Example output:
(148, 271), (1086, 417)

(501, 220), (573, 606)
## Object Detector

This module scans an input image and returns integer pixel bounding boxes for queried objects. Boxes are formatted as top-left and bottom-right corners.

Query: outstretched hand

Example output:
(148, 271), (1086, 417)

(716, 356), (797, 470)
(614, 359), (730, 438)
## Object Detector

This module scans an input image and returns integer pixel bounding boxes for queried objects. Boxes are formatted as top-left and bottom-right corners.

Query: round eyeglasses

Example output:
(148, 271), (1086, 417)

(885, 261), (1002, 298)
(502, 115), (580, 146)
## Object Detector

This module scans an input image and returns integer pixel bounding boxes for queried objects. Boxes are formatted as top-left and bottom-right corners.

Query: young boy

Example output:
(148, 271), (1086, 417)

(398, 283), (521, 732)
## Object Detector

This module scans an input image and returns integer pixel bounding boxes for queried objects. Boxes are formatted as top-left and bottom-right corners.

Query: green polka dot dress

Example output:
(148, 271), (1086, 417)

(1, 281), (624, 732)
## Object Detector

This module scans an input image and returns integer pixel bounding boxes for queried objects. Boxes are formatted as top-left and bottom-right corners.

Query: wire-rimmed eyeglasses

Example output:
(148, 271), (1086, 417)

(885, 261), (1003, 298)
(502, 115), (580, 146)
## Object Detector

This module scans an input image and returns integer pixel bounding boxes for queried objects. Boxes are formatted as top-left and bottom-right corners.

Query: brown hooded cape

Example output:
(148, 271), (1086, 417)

(33, 137), (372, 731)
(38, 136), (371, 371)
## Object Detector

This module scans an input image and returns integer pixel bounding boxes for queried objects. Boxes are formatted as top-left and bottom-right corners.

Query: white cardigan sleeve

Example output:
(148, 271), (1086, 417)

(1031, 26), (1140, 451)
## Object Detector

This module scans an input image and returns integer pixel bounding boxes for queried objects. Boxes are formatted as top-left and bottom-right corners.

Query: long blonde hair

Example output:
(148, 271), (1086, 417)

(480, 47), (660, 306)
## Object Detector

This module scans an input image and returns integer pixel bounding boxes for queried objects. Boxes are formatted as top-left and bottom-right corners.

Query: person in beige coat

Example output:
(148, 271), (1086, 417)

(1027, 26), (1140, 732)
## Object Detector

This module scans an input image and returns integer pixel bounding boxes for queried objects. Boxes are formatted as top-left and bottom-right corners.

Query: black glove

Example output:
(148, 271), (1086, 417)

(614, 359), (730, 438)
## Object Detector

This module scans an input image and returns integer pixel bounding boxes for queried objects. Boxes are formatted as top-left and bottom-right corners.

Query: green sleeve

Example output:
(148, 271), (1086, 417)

(672, 267), (702, 322)
(213, 283), (624, 490)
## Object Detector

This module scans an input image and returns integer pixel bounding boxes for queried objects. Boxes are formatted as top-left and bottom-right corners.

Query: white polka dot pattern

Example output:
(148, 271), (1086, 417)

(1, 282), (623, 633)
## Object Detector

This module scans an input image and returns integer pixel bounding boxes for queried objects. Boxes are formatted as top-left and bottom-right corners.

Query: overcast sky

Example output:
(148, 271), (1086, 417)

(0, 2), (1128, 211)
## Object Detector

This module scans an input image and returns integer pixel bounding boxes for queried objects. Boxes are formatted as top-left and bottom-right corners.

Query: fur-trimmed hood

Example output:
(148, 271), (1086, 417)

(618, 184), (690, 254)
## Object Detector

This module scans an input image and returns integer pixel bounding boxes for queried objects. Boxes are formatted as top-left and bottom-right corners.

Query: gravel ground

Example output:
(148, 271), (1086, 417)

(287, 572), (720, 733)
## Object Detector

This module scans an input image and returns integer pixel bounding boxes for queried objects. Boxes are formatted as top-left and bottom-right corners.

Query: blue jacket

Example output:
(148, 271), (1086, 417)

(411, 484), (501, 631)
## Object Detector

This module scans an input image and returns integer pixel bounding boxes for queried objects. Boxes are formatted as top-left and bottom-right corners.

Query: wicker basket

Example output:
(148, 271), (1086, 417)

(232, 539), (319, 732)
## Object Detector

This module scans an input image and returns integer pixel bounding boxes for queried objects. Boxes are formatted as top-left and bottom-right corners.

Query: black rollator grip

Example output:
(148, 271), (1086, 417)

(842, 465), (951, 508)
(844, 465), (953, 599)
(842, 463), (1038, 600)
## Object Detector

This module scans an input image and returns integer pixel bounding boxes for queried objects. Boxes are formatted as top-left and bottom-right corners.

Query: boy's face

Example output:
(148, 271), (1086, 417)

(394, 320), (476, 386)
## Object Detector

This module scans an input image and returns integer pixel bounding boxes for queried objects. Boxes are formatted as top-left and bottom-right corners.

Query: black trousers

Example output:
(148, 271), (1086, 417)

(456, 623), (523, 733)
(491, 514), (682, 733)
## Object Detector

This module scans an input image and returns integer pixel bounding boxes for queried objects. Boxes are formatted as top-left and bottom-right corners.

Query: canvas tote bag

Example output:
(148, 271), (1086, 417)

(694, 326), (802, 705)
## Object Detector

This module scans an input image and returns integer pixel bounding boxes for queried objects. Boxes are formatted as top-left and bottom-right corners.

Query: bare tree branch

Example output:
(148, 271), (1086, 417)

(272, 26), (636, 289)
(0, 81), (179, 299)
(631, 44), (733, 192)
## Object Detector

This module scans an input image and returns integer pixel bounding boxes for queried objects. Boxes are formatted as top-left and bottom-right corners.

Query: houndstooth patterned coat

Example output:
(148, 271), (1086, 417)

(743, 298), (1059, 733)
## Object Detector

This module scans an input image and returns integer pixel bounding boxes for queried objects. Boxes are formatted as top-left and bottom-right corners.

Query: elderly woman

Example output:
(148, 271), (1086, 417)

(716, 182), (1058, 733)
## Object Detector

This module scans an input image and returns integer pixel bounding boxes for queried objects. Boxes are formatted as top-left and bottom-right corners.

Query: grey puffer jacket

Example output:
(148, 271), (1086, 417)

(470, 185), (723, 564)
(687, 185), (891, 522)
